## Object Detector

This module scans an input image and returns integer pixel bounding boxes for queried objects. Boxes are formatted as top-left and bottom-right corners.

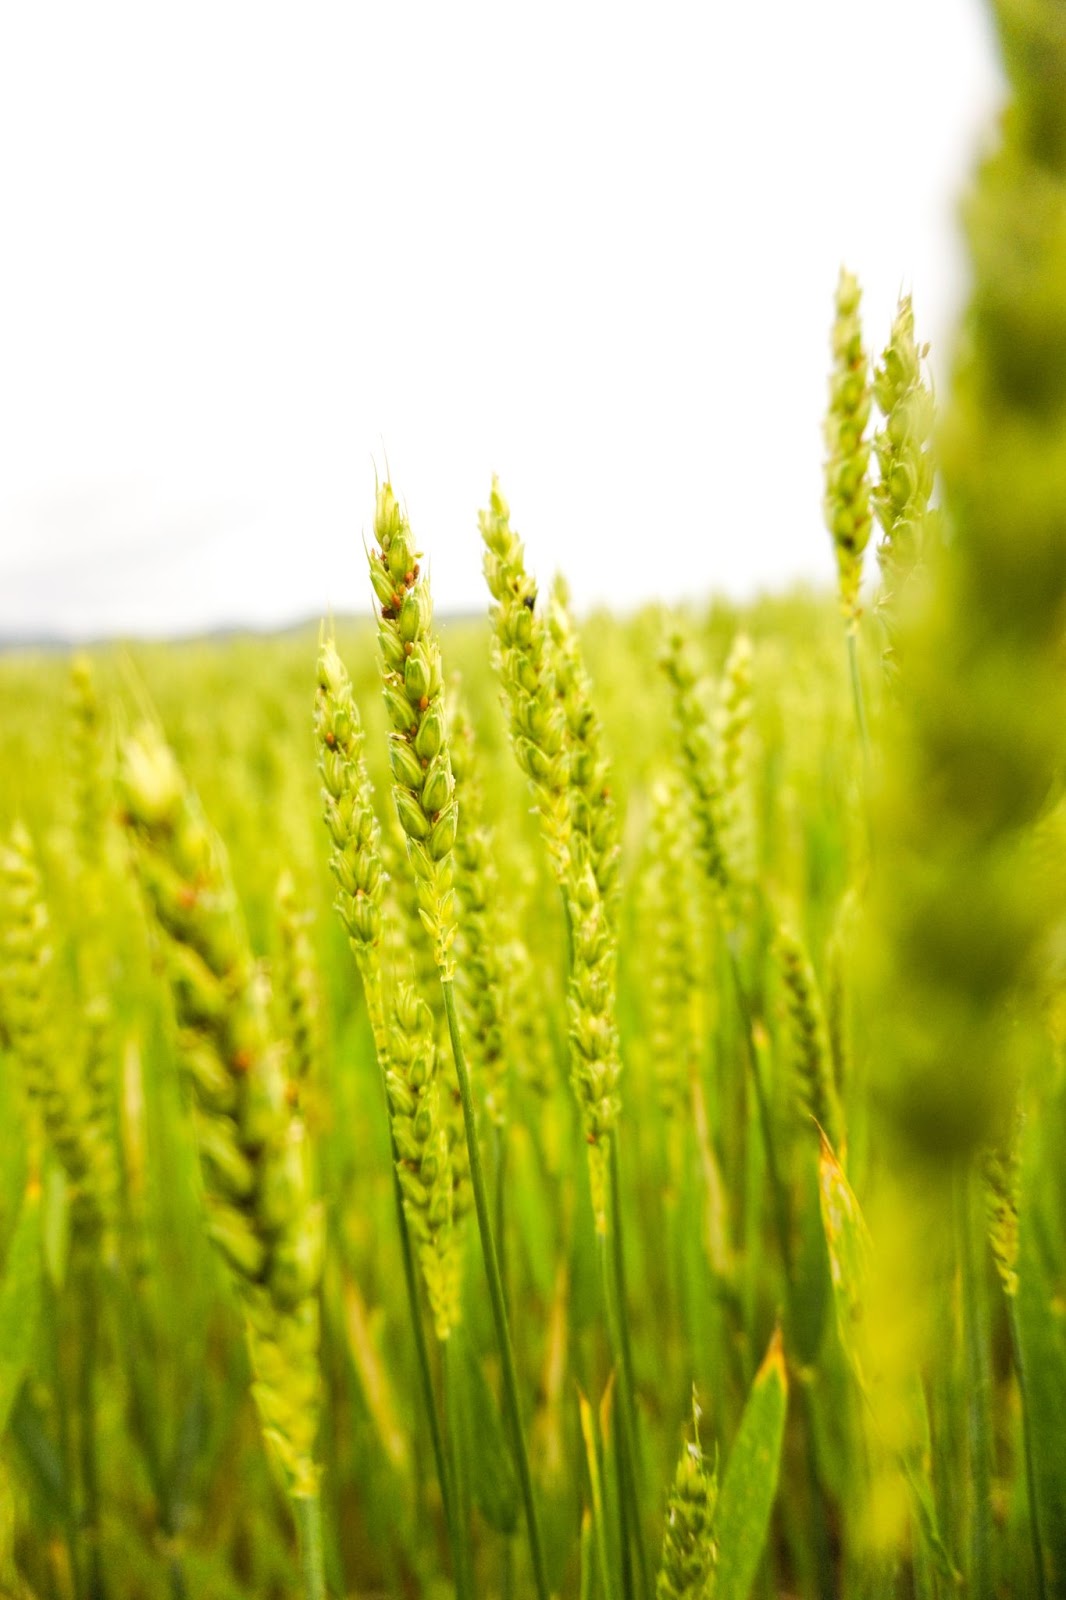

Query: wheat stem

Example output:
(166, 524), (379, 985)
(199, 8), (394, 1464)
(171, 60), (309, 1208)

(846, 627), (869, 763)
(362, 965), (466, 1598)
(442, 1339), (475, 1600)
(493, 1125), (517, 1600)
(441, 978), (550, 1600)
(294, 1493), (327, 1600)
(1006, 1294), (1047, 1600)
(607, 1139), (651, 1600)
(599, 1227), (651, 1600)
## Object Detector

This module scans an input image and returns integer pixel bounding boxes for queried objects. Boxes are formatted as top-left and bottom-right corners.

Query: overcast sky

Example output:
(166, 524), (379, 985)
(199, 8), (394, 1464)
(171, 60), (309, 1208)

(0, 3), (1003, 639)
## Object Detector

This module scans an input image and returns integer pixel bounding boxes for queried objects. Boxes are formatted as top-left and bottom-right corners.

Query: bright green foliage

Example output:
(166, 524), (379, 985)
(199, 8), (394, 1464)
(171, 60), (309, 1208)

(824, 268), (873, 627)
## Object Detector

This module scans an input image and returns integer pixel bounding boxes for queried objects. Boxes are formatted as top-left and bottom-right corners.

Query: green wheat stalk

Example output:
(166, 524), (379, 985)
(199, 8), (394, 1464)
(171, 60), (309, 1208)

(371, 478), (550, 1600)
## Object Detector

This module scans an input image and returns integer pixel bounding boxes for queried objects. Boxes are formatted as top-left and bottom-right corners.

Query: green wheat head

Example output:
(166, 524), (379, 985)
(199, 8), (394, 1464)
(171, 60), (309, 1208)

(120, 726), (323, 1498)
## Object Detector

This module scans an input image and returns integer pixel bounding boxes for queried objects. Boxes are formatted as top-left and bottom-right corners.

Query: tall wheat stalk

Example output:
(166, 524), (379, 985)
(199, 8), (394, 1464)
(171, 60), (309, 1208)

(370, 479), (550, 1600)
(314, 634), (468, 1596)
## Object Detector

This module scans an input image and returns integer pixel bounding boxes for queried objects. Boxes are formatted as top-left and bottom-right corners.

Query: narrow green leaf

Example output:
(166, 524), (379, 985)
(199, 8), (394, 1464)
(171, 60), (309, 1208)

(711, 1328), (788, 1600)
(0, 1181), (43, 1436)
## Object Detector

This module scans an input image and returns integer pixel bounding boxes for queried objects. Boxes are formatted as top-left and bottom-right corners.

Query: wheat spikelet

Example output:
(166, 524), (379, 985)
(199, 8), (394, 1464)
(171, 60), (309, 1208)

(370, 481), (457, 978)
(386, 980), (458, 1342)
(316, 632), (466, 1337)
(119, 726), (323, 1497)
(481, 481), (620, 1229)
(824, 268), (873, 629)
(547, 575), (620, 915)
(479, 476), (570, 884)
(982, 1130), (1020, 1298)
(642, 777), (703, 1193)
(314, 634), (386, 964)
(773, 920), (844, 1155)
(656, 1396), (718, 1600)
(274, 870), (323, 1127)
(659, 624), (752, 928)
(449, 691), (510, 1130)
(872, 295), (938, 672)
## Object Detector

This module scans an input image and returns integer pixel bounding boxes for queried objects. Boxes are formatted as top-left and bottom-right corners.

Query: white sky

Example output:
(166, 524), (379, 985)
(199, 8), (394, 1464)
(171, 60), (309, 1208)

(0, 2), (1003, 639)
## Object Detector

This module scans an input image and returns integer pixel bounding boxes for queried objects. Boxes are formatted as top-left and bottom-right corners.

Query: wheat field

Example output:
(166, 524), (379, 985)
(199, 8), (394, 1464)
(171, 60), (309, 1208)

(2, 3), (1066, 1597)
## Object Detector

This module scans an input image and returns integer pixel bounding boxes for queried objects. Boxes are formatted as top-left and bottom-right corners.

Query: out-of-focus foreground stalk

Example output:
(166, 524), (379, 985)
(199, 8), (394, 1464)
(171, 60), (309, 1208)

(859, 0), (1066, 1575)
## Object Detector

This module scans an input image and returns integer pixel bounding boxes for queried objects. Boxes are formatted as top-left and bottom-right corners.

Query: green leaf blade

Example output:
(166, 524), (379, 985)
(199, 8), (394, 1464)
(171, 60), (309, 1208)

(712, 1328), (788, 1600)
